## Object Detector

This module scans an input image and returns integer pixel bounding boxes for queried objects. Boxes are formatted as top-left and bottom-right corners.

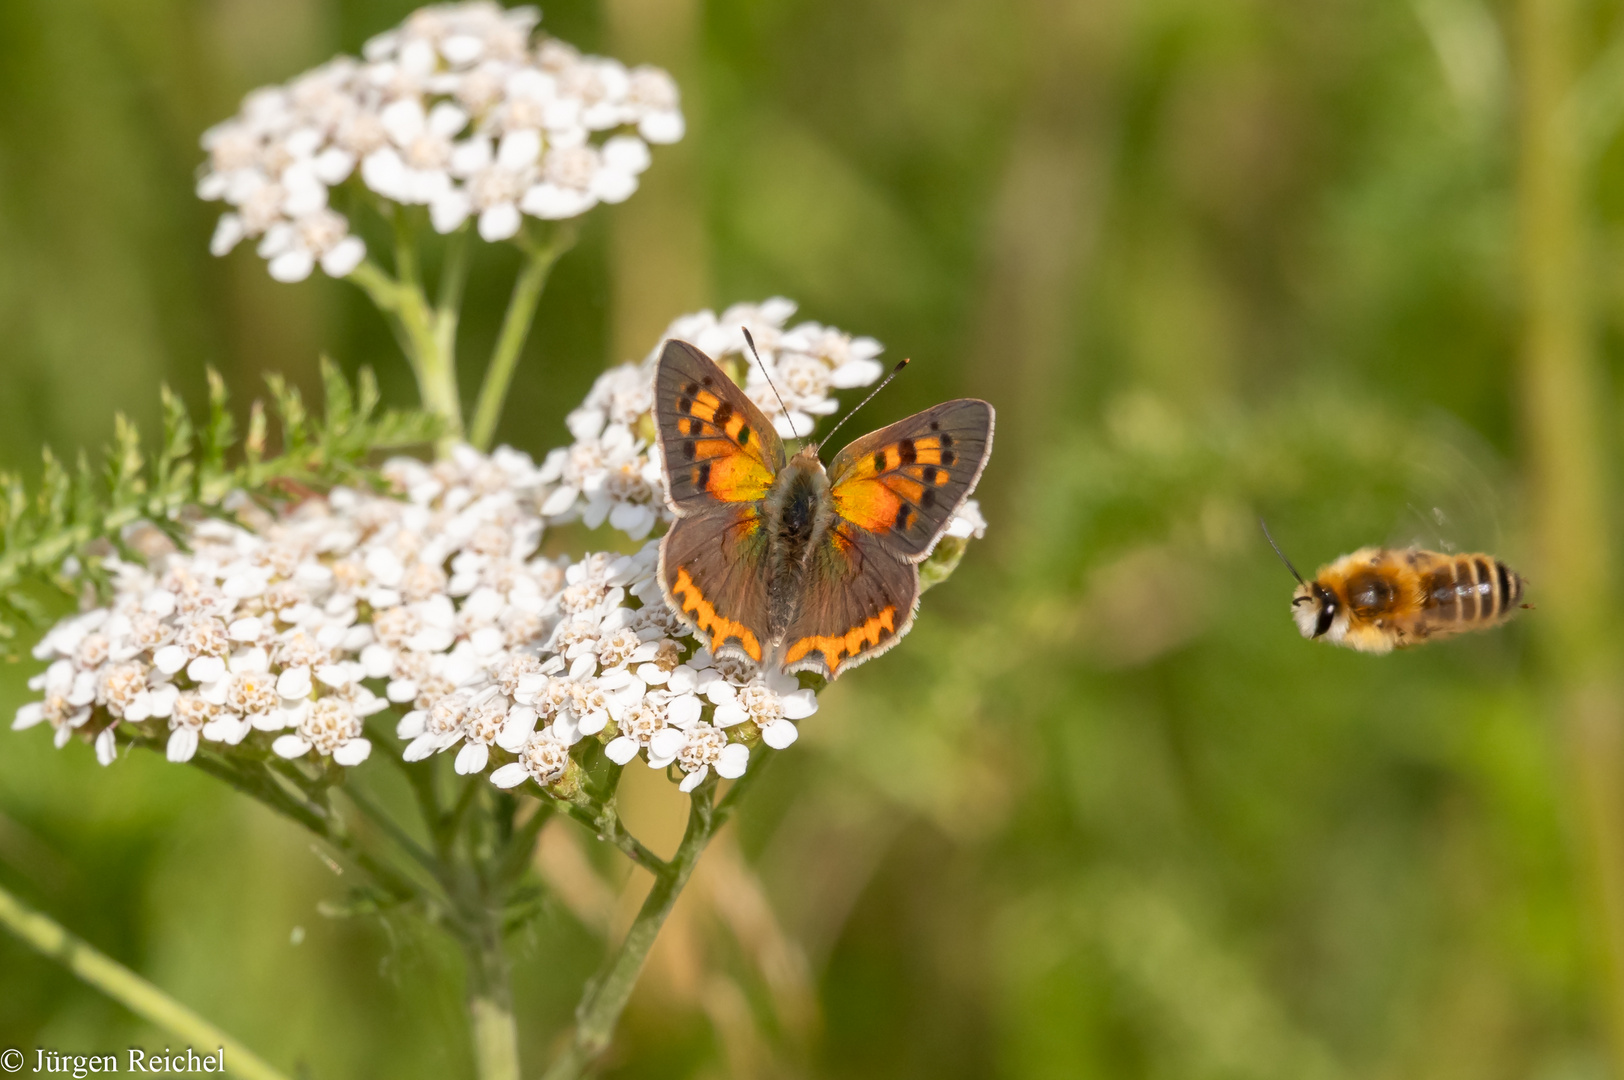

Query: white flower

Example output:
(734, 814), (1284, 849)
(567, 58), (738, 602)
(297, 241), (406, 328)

(434, 129), (542, 239)
(491, 727), (572, 788)
(946, 499), (988, 540)
(199, 5), (686, 281)
(273, 696), (371, 765)
(257, 208), (367, 282)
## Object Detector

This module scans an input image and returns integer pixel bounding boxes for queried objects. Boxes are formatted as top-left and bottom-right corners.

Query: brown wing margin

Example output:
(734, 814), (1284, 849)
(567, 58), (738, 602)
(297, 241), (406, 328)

(654, 340), (786, 512)
(658, 502), (773, 664)
(825, 399), (994, 561)
(776, 522), (921, 681)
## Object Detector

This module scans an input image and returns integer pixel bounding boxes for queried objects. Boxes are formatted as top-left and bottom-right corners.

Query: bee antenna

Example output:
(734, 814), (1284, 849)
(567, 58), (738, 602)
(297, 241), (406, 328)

(741, 327), (801, 442)
(1259, 519), (1307, 586)
(817, 357), (911, 461)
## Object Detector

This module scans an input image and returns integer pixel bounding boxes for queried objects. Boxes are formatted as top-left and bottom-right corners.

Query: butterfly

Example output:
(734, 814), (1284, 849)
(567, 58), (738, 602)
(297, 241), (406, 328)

(653, 339), (995, 680)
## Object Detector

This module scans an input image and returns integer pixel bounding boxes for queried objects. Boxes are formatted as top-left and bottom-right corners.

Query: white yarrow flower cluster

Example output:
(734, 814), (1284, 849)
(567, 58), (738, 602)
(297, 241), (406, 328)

(16, 446), (813, 793)
(537, 298), (889, 540)
(199, 2), (683, 279)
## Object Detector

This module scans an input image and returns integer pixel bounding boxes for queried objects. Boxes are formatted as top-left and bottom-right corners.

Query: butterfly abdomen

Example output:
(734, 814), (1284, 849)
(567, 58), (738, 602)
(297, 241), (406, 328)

(763, 451), (837, 645)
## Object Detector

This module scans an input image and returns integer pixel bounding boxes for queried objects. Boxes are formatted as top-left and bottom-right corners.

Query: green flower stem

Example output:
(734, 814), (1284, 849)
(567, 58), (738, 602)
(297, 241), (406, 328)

(542, 755), (770, 1080)
(467, 912), (521, 1080)
(468, 224), (578, 452)
(348, 258), (463, 455)
(558, 790), (668, 875)
(0, 881), (293, 1080)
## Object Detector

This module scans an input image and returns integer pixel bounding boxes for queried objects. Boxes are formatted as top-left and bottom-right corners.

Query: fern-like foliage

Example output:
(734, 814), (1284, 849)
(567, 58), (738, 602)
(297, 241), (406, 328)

(0, 359), (438, 653)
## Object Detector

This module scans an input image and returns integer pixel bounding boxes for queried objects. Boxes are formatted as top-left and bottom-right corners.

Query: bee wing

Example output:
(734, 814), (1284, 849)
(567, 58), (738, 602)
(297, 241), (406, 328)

(1388, 414), (1512, 559)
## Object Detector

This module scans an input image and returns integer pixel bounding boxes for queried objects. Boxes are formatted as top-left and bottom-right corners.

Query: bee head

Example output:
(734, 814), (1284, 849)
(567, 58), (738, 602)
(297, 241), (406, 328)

(1291, 581), (1340, 640)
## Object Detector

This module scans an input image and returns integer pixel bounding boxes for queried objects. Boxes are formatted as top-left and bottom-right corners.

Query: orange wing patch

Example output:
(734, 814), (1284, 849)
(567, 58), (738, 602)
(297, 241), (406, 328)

(784, 606), (898, 677)
(672, 386), (776, 502)
(670, 567), (763, 662)
(831, 435), (960, 535)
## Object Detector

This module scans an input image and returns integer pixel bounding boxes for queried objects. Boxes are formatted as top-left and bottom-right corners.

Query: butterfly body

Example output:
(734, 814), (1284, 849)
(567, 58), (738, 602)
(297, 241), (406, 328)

(653, 340), (993, 680)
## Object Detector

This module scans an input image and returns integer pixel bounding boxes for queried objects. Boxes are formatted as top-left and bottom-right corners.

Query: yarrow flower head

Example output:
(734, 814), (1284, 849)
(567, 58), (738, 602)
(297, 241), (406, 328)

(198, 2), (683, 280)
(15, 300), (986, 799)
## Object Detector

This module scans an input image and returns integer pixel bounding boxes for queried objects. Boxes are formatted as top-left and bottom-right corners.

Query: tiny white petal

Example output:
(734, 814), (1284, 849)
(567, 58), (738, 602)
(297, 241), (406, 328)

(229, 616), (264, 641)
(649, 728), (685, 759)
(277, 666), (313, 699)
(761, 719), (799, 749)
(490, 762), (529, 788)
(154, 645), (188, 675)
(432, 189), (472, 234)
(454, 743), (489, 775)
(716, 743), (749, 779)
(713, 702), (746, 728)
(268, 249), (315, 283)
(332, 739), (372, 766)
(320, 236), (366, 278)
(403, 733), (439, 762)
(188, 655), (226, 683)
(360, 644), (396, 679)
(605, 735), (641, 765)
(666, 693), (702, 728)
(679, 764), (708, 792)
(478, 203), (522, 242)
(167, 728), (200, 763)
(95, 728), (118, 766)
(781, 689), (818, 720)
(272, 734), (312, 759)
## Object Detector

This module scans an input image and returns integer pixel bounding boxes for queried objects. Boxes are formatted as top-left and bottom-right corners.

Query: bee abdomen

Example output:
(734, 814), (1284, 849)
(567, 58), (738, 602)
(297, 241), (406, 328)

(1423, 553), (1523, 624)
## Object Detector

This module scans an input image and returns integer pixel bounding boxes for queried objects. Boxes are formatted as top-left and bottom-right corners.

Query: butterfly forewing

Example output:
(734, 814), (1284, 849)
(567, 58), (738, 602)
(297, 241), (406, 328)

(778, 522), (920, 679)
(825, 399), (995, 561)
(655, 340), (785, 512)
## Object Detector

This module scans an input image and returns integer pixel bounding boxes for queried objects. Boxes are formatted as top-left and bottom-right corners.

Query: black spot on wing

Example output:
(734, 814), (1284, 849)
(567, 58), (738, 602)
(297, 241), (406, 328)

(898, 439), (917, 465)
(713, 401), (733, 427)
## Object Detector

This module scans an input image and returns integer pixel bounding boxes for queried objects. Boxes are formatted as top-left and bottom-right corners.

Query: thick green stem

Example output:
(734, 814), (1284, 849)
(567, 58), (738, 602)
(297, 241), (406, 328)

(543, 757), (769, 1080)
(467, 914), (521, 1080)
(0, 882), (292, 1080)
(468, 225), (578, 451)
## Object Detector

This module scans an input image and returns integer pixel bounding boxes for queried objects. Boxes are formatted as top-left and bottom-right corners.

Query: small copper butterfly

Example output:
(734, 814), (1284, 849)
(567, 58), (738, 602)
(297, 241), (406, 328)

(653, 339), (995, 680)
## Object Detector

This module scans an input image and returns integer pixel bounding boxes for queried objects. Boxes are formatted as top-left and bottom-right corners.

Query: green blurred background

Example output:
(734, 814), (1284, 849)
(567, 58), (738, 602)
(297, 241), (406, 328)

(5, 0), (1624, 1077)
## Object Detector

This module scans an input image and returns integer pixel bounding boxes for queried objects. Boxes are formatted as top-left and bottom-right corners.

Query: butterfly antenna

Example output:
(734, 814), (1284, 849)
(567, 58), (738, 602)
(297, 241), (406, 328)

(741, 327), (801, 441)
(817, 357), (911, 459)
(1259, 519), (1306, 586)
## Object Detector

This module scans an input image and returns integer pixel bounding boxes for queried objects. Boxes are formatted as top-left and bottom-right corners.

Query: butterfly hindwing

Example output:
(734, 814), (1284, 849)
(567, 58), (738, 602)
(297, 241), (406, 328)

(658, 502), (773, 664)
(825, 399), (994, 561)
(778, 521), (920, 680)
(654, 340), (786, 513)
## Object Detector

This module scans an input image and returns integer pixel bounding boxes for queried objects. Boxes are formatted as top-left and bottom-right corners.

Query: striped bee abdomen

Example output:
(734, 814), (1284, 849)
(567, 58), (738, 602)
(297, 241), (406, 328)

(1421, 553), (1523, 626)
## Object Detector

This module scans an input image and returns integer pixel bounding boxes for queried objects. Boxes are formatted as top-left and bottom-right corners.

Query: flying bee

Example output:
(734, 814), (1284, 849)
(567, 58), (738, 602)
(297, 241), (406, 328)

(1260, 521), (1526, 654)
